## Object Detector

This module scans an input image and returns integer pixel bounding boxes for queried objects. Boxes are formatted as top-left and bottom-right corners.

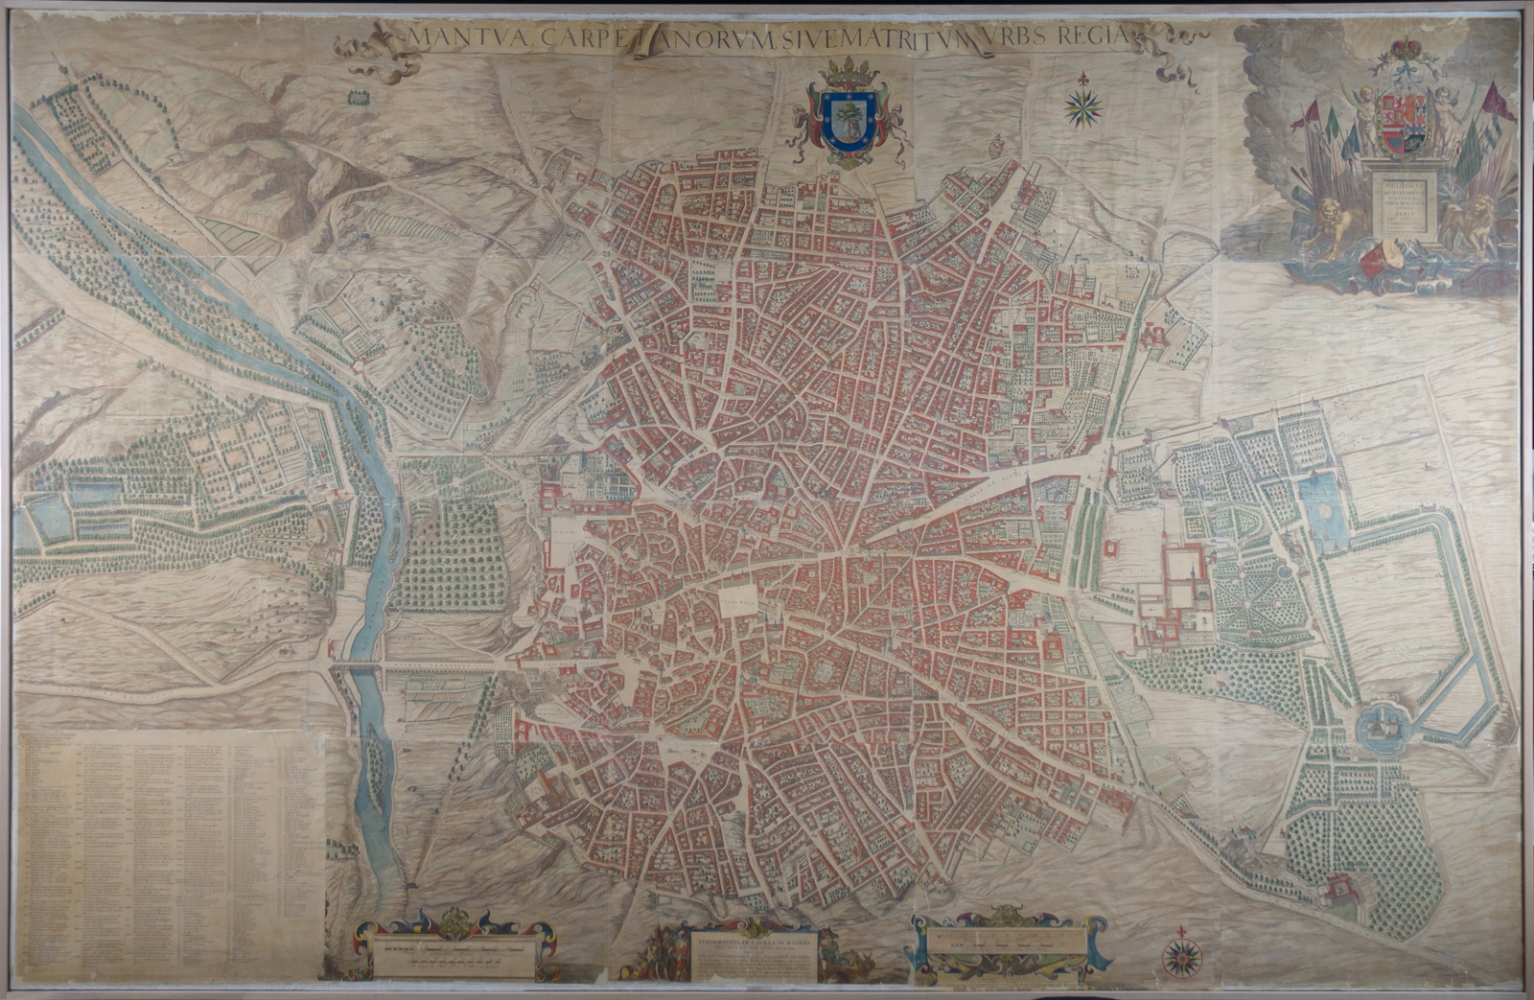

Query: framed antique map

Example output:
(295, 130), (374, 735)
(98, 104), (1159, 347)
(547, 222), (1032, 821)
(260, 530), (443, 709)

(5, 5), (1529, 994)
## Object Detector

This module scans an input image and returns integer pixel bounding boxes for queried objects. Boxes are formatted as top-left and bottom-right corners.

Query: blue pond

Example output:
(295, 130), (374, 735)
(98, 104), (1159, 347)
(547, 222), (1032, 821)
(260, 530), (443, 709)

(1356, 702), (1412, 758)
(1298, 473), (1349, 553)
(68, 479), (123, 506)
(27, 495), (73, 544)
(12, 510), (39, 554)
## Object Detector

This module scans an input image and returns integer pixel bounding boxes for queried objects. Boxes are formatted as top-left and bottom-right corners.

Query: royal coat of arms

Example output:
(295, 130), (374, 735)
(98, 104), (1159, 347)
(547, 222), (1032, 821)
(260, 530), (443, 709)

(1368, 38), (1440, 161)
(1378, 92), (1431, 159)
(802, 58), (890, 170)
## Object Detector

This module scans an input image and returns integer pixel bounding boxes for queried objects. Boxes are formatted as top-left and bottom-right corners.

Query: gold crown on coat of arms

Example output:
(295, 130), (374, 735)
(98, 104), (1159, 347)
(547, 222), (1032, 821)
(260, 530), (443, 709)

(821, 57), (879, 90)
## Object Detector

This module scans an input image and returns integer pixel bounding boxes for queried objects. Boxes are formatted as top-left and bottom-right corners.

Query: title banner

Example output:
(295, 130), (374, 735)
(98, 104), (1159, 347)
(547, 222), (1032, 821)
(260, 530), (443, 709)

(356, 19), (1179, 60)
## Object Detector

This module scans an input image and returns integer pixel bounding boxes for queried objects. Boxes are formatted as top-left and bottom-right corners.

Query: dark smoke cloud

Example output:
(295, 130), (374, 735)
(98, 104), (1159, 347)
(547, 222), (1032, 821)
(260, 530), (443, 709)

(1440, 19), (1521, 98)
(1235, 20), (1357, 202)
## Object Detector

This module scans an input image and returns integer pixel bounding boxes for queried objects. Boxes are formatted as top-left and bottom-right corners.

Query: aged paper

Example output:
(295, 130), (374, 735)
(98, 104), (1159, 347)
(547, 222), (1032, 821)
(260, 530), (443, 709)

(8, 9), (1522, 991)
(691, 930), (819, 983)
(927, 926), (1089, 955)
(371, 935), (537, 979)
(14, 730), (324, 985)
(1378, 178), (1430, 231)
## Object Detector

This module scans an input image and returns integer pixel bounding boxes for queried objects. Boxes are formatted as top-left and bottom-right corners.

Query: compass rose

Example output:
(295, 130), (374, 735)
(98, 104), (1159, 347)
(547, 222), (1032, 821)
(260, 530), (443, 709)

(1065, 88), (1103, 128)
(1161, 927), (1202, 979)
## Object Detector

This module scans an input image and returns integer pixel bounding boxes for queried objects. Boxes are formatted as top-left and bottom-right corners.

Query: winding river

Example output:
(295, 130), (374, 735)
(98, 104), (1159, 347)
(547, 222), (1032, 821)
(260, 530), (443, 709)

(15, 103), (405, 898)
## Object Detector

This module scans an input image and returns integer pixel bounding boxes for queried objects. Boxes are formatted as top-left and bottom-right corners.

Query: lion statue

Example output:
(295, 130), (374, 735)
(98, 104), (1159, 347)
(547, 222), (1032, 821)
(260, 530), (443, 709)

(1303, 198), (1370, 263)
(1440, 194), (1496, 260)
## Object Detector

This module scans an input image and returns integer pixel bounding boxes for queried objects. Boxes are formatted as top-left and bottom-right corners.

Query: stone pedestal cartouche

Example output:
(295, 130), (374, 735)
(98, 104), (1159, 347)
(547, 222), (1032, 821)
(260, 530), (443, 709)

(1361, 157), (1445, 247)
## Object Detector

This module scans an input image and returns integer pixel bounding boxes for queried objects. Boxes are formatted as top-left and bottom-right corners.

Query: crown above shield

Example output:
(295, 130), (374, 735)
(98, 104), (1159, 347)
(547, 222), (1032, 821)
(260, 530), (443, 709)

(821, 57), (879, 91)
(792, 59), (894, 171)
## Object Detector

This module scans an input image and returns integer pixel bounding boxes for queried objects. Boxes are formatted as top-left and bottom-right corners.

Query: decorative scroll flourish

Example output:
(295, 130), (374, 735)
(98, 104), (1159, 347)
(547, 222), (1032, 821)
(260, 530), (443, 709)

(329, 907), (558, 982)
(333, 21), (423, 86)
(905, 907), (1112, 988)
(1124, 21), (1210, 87)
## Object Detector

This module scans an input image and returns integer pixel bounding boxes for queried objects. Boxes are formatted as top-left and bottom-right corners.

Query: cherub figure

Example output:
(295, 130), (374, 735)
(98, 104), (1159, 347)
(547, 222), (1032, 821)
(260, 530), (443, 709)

(1343, 85), (1380, 157)
(1430, 86), (1462, 158)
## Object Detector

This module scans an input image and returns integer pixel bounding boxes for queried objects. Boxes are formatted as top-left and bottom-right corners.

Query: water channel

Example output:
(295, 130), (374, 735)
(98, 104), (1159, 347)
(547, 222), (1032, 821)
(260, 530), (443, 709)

(14, 103), (405, 899)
